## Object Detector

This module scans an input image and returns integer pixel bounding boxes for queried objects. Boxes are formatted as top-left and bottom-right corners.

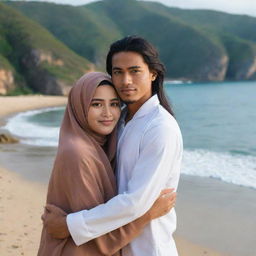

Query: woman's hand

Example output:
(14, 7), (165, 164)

(41, 204), (70, 239)
(147, 188), (176, 220)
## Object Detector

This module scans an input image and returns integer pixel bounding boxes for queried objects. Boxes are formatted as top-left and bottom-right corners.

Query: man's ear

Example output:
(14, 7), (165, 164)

(151, 71), (157, 81)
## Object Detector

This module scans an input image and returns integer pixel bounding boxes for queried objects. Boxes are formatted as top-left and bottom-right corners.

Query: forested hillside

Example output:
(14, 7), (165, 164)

(1, 0), (255, 95)
(0, 2), (93, 95)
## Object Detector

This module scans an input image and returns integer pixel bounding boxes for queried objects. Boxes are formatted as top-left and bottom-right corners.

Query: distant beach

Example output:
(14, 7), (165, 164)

(0, 93), (255, 255)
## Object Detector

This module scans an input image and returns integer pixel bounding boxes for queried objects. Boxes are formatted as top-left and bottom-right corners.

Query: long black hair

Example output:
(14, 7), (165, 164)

(106, 35), (174, 116)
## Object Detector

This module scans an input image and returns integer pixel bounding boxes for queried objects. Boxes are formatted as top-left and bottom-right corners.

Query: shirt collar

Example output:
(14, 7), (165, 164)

(120, 94), (159, 123)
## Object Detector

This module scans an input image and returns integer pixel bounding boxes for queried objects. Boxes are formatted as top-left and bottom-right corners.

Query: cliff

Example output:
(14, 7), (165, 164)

(0, 3), (93, 95)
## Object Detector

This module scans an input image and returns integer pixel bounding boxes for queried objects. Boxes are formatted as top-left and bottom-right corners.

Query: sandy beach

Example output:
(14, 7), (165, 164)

(0, 167), (46, 255)
(1, 95), (255, 256)
(0, 95), (66, 255)
(0, 95), (67, 118)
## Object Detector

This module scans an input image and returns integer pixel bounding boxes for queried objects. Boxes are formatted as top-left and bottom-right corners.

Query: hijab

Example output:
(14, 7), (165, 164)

(38, 72), (120, 255)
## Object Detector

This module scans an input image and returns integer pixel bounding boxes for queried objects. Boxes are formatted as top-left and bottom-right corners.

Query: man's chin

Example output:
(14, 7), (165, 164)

(123, 100), (136, 105)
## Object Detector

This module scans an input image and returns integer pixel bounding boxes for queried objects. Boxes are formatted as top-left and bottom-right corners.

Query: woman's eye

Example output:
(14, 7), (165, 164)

(91, 103), (102, 107)
(111, 102), (120, 107)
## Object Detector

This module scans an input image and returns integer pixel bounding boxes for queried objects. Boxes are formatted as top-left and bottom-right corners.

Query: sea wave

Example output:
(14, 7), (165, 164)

(3, 107), (63, 147)
(182, 149), (256, 189)
(165, 80), (192, 84)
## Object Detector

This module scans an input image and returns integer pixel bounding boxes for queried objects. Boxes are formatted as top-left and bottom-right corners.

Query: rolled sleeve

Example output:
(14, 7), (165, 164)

(67, 210), (90, 246)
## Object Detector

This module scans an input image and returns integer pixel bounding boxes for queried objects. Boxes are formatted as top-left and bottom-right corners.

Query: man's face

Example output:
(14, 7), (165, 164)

(111, 51), (156, 108)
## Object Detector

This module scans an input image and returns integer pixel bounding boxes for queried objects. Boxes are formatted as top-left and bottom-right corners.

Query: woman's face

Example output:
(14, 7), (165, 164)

(87, 85), (121, 135)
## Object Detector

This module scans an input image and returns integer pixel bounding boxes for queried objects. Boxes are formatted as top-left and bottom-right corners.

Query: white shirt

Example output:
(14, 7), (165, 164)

(67, 95), (183, 256)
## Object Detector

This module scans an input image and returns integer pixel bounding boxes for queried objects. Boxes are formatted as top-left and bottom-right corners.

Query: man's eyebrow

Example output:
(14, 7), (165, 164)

(128, 66), (141, 69)
(112, 65), (141, 70)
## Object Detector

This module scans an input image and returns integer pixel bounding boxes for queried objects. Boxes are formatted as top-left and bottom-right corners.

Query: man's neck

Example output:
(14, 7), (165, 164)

(126, 104), (139, 122)
(125, 95), (152, 123)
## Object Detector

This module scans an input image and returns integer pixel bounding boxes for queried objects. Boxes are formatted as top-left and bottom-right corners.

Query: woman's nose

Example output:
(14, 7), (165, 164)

(102, 106), (112, 117)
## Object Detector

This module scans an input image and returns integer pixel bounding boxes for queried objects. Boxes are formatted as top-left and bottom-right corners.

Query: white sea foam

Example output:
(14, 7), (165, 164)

(3, 107), (63, 147)
(165, 80), (192, 84)
(182, 150), (256, 189)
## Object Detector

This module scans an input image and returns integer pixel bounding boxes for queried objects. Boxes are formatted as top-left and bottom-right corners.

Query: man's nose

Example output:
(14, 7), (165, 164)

(122, 73), (132, 86)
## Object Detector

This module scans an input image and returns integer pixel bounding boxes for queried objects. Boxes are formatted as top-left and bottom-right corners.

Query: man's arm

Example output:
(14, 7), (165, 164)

(43, 189), (176, 254)
(92, 189), (176, 255)
(67, 124), (182, 246)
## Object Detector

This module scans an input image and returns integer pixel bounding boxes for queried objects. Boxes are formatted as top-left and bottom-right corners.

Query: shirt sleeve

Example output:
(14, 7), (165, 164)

(67, 124), (182, 246)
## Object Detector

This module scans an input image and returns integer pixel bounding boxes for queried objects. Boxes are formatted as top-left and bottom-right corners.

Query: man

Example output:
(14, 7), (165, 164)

(44, 36), (183, 255)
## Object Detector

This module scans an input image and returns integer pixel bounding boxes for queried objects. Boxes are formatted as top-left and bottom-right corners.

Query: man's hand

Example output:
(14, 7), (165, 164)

(41, 204), (70, 239)
(147, 188), (176, 220)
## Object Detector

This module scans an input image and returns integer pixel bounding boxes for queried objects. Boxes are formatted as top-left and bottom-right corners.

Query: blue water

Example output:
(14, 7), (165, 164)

(166, 81), (256, 156)
(3, 81), (256, 189)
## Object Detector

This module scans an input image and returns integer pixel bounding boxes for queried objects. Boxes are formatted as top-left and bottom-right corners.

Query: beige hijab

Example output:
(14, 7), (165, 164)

(38, 72), (143, 256)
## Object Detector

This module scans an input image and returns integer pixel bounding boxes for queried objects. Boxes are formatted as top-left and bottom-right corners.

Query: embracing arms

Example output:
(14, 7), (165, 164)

(43, 189), (176, 254)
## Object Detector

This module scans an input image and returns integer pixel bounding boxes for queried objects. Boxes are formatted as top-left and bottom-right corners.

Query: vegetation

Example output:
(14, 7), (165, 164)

(5, 1), (122, 69)
(0, 2), (92, 94)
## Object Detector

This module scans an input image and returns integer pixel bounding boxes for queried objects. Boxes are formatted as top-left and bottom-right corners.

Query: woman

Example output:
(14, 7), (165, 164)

(38, 72), (175, 255)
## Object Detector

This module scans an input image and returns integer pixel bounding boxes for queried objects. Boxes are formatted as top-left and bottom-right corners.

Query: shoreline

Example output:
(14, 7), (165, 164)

(0, 95), (67, 118)
(0, 95), (254, 255)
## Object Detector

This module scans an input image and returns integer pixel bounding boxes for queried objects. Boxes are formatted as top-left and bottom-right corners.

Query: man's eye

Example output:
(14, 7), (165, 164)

(131, 69), (140, 73)
(113, 70), (122, 75)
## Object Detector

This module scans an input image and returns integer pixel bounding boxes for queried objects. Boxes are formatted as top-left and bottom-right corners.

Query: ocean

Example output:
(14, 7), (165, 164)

(3, 81), (256, 189)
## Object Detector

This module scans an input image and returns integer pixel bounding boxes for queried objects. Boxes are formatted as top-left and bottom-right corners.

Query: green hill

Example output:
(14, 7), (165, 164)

(4, 0), (256, 84)
(140, 2), (256, 80)
(5, 1), (122, 69)
(87, 0), (228, 81)
(152, 7), (256, 43)
(0, 2), (93, 95)
(7, 0), (227, 81)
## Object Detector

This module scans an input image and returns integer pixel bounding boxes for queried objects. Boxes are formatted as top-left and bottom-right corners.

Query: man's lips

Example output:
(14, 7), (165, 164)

(120, 88), (136, 93)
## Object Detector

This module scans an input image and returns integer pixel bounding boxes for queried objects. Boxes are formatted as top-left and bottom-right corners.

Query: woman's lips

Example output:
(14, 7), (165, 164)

(99, 120), (114, 126)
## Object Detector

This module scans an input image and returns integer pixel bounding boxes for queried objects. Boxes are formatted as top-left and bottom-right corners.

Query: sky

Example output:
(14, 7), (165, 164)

(12, 0), (256, 17)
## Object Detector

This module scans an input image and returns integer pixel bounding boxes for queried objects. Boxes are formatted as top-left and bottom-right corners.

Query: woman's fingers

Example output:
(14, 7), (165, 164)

(41, 213), (46, 221)
(45, 204), (67, 216)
